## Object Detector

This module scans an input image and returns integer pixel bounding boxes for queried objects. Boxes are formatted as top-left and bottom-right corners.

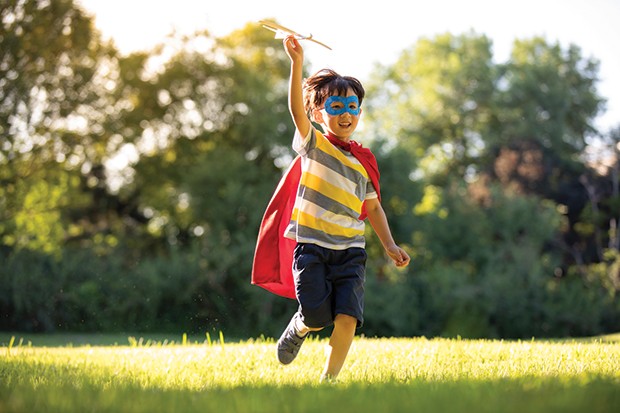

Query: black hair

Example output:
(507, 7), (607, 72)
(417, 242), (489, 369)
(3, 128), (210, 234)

(302, 68), (365, 114)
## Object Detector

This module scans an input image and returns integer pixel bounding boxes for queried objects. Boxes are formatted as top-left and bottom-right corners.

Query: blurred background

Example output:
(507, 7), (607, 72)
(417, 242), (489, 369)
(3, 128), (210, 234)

(1, 0), (618, 339)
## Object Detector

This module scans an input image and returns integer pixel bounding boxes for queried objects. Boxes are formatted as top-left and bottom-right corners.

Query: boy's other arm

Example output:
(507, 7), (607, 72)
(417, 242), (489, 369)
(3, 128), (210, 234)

(365, 198), (410, 268)
(284, 36), (311, 138)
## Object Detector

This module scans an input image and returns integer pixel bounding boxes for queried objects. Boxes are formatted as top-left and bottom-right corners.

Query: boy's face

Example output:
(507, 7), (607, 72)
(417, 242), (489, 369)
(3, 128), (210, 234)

(313, 88), (362, 140)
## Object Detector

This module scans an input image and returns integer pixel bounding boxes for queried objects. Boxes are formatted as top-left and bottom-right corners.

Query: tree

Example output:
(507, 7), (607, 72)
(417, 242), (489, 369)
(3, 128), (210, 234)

(363, 31), (496, 184)
(0, 0), (115, 254)
(361, 32), (617, 338)
(87, 22), (299, 333)
(118, 22), (296, 251)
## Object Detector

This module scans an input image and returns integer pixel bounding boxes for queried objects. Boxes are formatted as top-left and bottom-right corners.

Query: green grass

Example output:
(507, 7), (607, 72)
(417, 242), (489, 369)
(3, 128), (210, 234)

(1, 334), (619, 413)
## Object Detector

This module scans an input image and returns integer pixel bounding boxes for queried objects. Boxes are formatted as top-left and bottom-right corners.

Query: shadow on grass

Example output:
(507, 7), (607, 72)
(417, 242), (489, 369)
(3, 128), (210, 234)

(1, 376), (618, 413)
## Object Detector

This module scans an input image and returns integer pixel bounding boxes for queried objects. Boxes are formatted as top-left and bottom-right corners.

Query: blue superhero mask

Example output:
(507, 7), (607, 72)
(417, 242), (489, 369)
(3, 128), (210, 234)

(324, 95), (361, 116)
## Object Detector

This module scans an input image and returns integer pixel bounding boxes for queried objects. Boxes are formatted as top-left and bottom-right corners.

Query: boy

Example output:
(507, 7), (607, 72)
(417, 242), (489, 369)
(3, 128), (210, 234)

(252, 35), (410, 382)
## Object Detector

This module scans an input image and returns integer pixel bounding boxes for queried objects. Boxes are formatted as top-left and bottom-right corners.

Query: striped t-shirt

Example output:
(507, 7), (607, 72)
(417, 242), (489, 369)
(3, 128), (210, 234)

(284, 128), (377, 250)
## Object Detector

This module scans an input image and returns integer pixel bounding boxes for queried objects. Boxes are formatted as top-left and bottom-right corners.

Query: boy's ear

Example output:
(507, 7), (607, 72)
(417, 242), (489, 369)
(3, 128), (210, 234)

(311, 109), (324, 124)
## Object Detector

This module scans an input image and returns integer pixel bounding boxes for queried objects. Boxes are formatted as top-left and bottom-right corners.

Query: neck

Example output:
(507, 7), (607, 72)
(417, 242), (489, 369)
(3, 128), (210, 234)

(325, 132), (354, 151)
(326, 132), (350, 143)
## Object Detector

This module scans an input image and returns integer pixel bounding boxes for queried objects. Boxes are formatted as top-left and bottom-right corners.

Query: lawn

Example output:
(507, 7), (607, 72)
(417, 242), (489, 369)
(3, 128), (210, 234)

(1, 333), (619, 412)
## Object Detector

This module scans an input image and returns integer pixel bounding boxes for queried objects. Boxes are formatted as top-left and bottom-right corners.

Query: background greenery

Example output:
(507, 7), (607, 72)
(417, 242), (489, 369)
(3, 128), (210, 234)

(1, 0), (619, 339)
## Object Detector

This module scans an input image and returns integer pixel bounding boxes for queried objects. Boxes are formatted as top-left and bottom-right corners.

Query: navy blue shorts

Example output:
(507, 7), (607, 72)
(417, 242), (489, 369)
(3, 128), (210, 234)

(292, 243), (367, 328)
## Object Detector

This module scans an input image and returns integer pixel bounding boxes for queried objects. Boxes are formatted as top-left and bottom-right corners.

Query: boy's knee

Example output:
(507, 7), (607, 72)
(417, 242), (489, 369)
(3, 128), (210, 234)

(334, 314), (358, 330)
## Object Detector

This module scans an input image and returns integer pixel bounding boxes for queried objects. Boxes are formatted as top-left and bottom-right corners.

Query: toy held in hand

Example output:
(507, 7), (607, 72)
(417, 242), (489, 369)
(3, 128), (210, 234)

(259, 19), (332, 50)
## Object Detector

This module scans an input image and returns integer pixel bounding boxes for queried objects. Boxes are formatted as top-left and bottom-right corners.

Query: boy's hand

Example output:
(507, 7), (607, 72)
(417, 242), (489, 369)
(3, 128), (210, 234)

(386, 244), (410, 268)
(283, 35), (303, 64)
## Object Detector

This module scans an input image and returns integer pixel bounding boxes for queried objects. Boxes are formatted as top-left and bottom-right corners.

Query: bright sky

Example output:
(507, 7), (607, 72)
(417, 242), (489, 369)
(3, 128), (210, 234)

(78, 0), (619, 132)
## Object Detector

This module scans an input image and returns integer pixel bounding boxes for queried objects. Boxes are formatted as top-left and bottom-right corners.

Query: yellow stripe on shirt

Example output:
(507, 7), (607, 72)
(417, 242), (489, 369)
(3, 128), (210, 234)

(292, 208), (365, 238)
(300, 172), (362, 214)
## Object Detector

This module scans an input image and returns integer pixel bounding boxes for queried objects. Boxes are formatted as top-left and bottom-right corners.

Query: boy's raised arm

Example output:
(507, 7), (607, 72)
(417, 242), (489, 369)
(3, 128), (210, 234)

(283, 36), (310, 138)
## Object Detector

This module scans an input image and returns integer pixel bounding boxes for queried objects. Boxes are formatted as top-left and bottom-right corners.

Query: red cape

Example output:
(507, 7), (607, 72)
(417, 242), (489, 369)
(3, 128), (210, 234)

(251, 134), (380, 299)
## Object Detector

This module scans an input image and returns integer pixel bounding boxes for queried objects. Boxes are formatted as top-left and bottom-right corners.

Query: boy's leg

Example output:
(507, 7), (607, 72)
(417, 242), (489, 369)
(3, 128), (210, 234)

(321, 247), (365, 380)
(321, 313), (358, 380)
(278, 244), (331, 365)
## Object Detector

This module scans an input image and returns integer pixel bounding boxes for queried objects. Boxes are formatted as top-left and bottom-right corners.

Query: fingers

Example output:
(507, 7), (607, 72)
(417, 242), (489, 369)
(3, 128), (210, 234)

(283, 36), (304, 65)
(393, 248), (410, 267)
(283, 35), (299, 50)
(283, 35), (303, 63)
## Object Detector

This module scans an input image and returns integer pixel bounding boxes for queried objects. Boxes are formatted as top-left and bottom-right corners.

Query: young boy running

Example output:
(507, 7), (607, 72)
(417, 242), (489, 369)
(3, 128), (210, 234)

(252, 35), (410, 382)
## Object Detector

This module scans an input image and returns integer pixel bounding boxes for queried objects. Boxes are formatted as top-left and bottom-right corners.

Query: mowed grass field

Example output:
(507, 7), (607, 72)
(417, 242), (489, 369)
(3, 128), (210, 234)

(1, 333), (619, 413)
